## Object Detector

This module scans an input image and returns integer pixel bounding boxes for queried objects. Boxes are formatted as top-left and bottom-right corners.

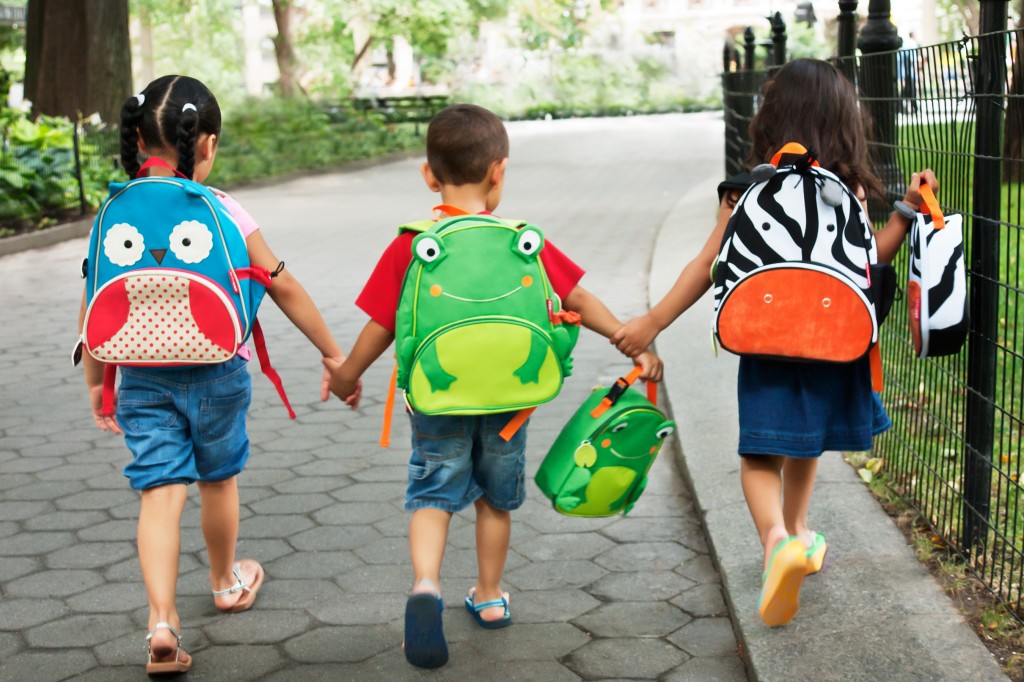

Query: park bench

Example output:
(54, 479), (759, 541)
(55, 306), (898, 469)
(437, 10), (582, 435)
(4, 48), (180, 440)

(351, 95), (451, 133)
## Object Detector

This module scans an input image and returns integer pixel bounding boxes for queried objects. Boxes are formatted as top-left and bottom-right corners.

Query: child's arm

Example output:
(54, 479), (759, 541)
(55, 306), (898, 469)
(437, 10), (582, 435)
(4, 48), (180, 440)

(611, 195), (736, 358)
(872, 169), (939, 264)
(78, 289), (122, 434)
(562, 285), (663, 382)
(323, 320), (395, 406)
(245, 231), (350, 403)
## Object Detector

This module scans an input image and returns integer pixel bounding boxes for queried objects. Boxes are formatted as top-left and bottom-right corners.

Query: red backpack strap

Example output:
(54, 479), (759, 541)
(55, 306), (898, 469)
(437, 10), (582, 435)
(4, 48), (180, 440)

(137, 157), (189, 179)
(102, 364), (117, 416)
(250, 319), (296, 419)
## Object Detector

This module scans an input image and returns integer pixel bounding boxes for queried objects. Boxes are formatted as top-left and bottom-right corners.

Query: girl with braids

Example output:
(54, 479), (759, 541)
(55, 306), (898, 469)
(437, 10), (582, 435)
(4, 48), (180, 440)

(611, 59), (939, 627)
(78, 75), (357, 674)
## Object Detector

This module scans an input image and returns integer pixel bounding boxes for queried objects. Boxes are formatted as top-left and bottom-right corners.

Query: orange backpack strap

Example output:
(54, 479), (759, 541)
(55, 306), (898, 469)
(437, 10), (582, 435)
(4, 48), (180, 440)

(869, 343), (884, 392)
(499, 407), (536, 442)
(380, 364), (398, 448)
(647, 380), (658, 406)
(918, 182), (945, 231)
(251, 319), (296, 419)
(770, 142), (820, 167)
(590, 366), (645, 419)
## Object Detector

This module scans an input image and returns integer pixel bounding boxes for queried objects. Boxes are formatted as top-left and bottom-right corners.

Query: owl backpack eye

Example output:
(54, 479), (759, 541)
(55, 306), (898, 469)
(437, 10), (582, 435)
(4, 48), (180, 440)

(169, 221), (214, 264)
(103, 223), (145, 266)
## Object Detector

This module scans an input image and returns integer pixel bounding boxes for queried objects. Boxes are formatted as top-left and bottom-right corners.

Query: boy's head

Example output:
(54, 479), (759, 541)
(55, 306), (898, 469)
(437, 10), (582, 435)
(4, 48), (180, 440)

(425, 104), (508, 186)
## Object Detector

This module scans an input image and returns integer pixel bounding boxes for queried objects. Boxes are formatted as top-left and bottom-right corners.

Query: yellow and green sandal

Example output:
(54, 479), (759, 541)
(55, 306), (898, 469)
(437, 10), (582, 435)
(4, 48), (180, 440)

(805, 532), (827, 575)
(757, 536), (807, 627)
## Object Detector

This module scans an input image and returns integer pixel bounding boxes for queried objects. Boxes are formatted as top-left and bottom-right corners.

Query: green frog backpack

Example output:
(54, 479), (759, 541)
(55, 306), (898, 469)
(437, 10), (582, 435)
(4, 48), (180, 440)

(390, 211), (580, 434)
(535, 367), (676, 517)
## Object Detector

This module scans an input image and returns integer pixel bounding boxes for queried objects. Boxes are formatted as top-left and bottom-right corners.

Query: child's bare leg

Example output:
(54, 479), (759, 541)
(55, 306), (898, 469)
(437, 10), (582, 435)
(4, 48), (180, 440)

(739, 454), (789, 572)
(138, 484), (189, 657)
(409, 508), (453, 594)
(473, 497), (511, 621)
(781, 457), (818, 545)
(197, 477), (253, 608)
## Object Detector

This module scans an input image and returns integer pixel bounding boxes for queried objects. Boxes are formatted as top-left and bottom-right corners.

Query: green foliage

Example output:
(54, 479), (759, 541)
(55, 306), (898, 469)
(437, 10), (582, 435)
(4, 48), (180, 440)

(0, 112), (80, 222)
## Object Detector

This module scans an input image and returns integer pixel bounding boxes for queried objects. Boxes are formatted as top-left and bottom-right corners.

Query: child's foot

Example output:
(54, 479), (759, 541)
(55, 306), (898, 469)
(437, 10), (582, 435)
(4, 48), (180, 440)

(803, 531), (827, 575)
(757, 536), (807, 627)
(146, 622), (192, 675)
(212, 559), (265, 613)
(465, 587), (512, 629)
(404, 579), (447, 669)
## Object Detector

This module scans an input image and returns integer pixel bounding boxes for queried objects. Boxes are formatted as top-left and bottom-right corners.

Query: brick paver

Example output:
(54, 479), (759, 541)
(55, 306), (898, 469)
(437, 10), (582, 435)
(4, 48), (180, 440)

(0, 113), (746, 680)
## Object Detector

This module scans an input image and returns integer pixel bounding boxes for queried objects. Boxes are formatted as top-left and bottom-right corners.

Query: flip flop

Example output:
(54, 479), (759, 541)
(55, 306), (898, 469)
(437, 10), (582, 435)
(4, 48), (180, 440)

(212, 559), (265, 613)
(464, 588), (512, 629)
(757, 536), (807, 627)
(145, 622), (192, 675)
(404, 593), (448, 669)
(805, 532), (827, 575)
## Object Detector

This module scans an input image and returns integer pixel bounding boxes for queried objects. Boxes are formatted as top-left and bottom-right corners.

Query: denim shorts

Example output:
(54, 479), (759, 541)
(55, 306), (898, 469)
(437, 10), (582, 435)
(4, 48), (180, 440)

(406, 411), (529, 513)
(118, 356), (252, 490)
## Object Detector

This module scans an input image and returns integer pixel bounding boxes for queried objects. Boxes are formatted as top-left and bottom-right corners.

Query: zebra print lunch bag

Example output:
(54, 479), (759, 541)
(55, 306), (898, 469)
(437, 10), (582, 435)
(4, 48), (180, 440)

(906, 183), (968, 358)
(713, 143), (895, 379)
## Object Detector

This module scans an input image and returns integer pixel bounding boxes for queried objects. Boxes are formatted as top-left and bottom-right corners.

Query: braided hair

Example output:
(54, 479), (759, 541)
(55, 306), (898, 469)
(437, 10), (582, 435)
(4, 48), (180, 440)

(118, 75), (222, 181)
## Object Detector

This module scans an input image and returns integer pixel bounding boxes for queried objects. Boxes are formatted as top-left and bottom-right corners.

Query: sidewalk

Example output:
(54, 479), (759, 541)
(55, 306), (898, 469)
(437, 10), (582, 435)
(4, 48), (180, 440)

(652, 173), (1009, 681)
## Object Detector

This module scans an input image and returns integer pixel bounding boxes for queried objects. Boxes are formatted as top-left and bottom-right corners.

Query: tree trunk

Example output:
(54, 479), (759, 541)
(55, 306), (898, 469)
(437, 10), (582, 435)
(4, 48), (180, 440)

(271, 0), (298, 97)
(24, 0), (131, 124)
(1005, 2), (1023, 181)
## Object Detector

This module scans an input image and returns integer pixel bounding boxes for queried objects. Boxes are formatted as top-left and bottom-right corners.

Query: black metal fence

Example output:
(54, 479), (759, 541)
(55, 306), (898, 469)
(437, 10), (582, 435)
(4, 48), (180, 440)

(0, 122), (120, 233)
(723, 1), (1024, 616)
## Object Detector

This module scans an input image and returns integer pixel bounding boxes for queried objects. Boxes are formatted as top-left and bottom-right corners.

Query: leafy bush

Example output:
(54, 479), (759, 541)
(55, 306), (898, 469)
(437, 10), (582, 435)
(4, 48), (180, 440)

(0, 113), (81, 222)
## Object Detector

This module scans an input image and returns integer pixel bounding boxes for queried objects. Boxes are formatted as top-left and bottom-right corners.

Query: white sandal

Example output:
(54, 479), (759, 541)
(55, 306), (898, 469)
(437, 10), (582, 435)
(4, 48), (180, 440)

(145, 622), (191, 675)
(211, 559), (265, 613)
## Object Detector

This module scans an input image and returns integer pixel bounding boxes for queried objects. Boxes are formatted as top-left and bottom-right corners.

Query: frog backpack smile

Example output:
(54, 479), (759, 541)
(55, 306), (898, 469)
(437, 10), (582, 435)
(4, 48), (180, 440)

(393, 213), (580, 419)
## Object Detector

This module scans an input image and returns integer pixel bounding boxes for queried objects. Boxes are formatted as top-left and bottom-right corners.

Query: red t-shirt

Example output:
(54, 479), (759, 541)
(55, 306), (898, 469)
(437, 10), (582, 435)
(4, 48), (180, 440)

(357, 220), (585, 333)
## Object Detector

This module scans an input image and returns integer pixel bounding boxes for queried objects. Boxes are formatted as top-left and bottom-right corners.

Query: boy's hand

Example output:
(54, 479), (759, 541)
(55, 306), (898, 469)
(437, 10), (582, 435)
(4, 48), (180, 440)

(635, 350), (663, 383)
(321, 356), (346, 402)
(903, 169), (939, 208)
(611, 314), (660, 359)
(88, 385), (122, 434)
(322, 357), (362, 409)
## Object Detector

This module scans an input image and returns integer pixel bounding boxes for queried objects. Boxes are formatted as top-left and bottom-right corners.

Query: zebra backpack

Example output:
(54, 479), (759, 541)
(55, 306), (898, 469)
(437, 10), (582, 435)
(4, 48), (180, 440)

(907, 183), (968, 357)
(78, 158), (294, 418)
(713, 143), (895, 381)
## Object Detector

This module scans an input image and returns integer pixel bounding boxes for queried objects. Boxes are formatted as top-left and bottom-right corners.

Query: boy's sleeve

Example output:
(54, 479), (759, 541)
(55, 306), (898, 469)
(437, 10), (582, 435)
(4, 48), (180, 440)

(356, 232), (415, 333)
(540, 239), (585, 300)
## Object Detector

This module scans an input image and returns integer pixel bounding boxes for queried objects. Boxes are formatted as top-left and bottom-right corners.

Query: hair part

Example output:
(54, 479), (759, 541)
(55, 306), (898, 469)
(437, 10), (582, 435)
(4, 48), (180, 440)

(425, 103), (509, 186)
(119, 75), (221, 180)
(746, 59), (884, 201)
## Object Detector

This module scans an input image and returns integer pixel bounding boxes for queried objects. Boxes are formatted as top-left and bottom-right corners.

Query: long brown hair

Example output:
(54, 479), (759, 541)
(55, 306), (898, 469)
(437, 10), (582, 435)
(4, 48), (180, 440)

(746, 59), (884, 200)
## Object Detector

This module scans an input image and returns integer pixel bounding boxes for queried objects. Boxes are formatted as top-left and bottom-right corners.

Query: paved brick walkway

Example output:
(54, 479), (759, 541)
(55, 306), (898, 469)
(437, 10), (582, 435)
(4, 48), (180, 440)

(0, 113), (746, 681)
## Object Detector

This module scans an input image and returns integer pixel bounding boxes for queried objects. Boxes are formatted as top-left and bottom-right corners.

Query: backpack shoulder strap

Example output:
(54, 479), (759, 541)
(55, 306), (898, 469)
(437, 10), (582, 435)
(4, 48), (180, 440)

(398, 220), (435, 235)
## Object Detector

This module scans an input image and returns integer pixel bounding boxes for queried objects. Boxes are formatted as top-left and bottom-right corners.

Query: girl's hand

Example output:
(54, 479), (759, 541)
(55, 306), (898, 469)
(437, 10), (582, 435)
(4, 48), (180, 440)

(88, 385), (122, 434)
(321, 357), (361, 409)
(903, 169), (939, 208)
(610, 314), (660, 359)
(321, 356), (345, 402)
(635, 350), (664, 383)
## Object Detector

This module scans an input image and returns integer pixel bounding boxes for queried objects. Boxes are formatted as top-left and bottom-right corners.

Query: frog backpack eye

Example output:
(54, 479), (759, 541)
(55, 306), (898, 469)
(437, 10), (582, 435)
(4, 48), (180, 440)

(656, 422), (676, 439)
(513, 228), (544, 261)
(611, 422), (629, 433)
(413, 234), (446, 269)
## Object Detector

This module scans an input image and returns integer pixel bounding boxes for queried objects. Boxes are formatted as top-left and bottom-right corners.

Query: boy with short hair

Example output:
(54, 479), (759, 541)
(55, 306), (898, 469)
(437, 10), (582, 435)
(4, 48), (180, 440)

(324, 103), (661, 669)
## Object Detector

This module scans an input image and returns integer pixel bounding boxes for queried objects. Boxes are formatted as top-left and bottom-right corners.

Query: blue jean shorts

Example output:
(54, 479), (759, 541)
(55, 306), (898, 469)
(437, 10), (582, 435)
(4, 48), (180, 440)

(118, 357), (252, 490)
(406, 411), (529, 513)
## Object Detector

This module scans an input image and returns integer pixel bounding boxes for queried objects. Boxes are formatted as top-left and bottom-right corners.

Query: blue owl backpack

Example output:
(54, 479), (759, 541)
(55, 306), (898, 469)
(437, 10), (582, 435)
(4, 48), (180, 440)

(79, 158), (294, 418)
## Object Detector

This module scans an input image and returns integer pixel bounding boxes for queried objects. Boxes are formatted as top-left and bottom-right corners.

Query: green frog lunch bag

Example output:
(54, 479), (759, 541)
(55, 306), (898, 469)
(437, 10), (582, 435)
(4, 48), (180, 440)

(535, 367), (675, 517)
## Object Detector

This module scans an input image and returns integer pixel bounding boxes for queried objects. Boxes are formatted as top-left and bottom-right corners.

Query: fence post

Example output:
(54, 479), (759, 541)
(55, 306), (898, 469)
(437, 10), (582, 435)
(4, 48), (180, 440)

(743, 26), (756, 70)
(723, 41), (732, 73)
(836, 0), (859, 82)
(857, 0), (903, 208)
(962, 0), (1009, 553)
(771, 11), (787, 67)
(72, 120), (87, 217)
